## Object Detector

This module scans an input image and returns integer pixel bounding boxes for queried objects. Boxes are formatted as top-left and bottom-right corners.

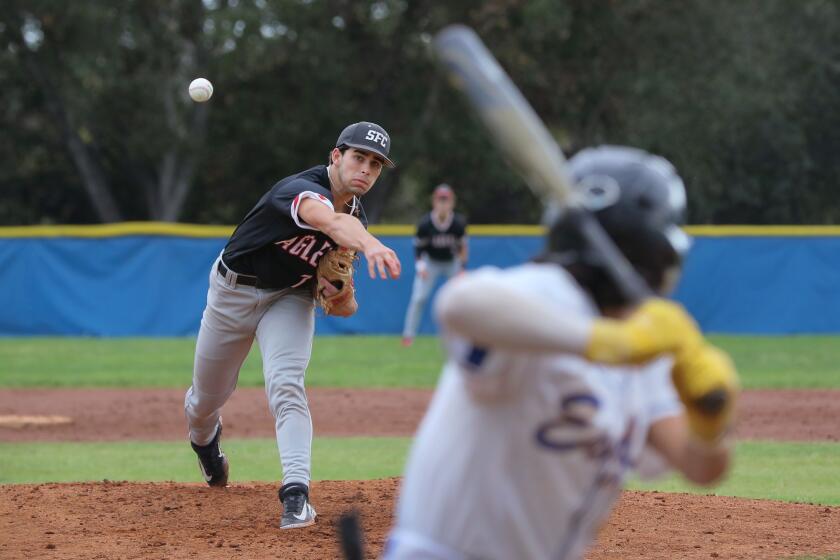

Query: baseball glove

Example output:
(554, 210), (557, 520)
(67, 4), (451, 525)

(315, 247), (359, 317)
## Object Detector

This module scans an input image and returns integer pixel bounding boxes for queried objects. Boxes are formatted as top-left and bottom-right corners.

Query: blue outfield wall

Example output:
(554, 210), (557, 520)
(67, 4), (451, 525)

(674, 234), (840, 334)
(1, 224), (839, 336)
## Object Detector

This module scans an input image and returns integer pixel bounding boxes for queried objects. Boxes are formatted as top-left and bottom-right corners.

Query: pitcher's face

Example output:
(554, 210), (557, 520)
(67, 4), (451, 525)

(332, 148), (384, 196)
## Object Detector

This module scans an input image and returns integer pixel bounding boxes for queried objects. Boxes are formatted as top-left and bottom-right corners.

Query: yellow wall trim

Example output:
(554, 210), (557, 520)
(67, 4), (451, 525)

(1, 222), (840, 238)
(0, 222), (234, 238)
(682, 225), (840, 236)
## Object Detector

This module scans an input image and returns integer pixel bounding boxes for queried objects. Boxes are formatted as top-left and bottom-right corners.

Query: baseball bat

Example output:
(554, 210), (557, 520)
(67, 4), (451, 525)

(432, 24), (650, 302)
(337, 510), (364, 560)
(432, 26), (730, 417)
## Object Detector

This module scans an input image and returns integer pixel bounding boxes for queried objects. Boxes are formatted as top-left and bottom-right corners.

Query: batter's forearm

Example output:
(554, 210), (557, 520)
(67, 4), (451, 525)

(679, 438), (730, 485)
(648, 415), (730, 485)
(434, 273), (591, 354)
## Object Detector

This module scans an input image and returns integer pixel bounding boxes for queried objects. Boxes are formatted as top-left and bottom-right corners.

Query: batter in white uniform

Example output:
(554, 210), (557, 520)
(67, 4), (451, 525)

(385, 146), (739, 560)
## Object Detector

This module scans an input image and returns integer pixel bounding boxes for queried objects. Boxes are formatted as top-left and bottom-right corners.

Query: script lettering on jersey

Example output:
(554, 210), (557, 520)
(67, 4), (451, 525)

(535, 393), (638, 479)
(535, 394), (607, 454)
(275, 236), (335, 267)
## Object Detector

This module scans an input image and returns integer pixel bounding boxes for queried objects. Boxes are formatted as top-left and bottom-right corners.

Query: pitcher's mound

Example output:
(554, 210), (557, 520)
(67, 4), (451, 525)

(2, 480), (840, 559)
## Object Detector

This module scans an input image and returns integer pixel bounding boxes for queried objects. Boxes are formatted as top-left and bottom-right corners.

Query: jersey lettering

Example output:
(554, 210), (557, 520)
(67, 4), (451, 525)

(307, 240), (334, 267)
(535, 394), (606, 454)
(298, 236), (318, 260)
(289, 235), (316, 258)
(595, 420), (637, 487)
(275, 236), (298, 251)
(536, 394), (639, 485)
(275, 235), (334, 270)
(431, 233), (458, 249)
(290, 274), (313, 289)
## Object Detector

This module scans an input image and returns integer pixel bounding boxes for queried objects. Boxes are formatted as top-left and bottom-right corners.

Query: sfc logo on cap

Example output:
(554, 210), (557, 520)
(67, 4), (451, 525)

(336, 122), (395, 168)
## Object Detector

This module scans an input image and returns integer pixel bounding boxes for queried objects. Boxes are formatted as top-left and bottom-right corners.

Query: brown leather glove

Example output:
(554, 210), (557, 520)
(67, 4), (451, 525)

(315, 247), (358, 317)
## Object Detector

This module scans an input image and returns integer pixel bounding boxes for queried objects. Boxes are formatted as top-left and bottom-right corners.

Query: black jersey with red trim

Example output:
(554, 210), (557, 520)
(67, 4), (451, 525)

(413, 212), (467, 262)
(222, 165), (367, 290)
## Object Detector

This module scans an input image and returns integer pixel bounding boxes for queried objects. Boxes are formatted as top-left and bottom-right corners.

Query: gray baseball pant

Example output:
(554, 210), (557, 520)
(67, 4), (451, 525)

(185, 256), (315, 487)
(402, 257), (461, 339)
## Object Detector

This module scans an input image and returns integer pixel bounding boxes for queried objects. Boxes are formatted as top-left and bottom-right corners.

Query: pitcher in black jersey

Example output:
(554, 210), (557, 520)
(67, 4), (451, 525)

(401, 184), (468, 346)
(184, 122), (401, 530)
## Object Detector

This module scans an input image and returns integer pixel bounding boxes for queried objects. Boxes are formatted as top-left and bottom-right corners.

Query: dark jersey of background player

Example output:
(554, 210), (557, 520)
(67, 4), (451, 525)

(413, 211), (467, 264)
(223, 166), (367, 290)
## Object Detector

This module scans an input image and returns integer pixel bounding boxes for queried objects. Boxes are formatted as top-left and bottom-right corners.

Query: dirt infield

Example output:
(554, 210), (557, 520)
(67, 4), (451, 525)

(2, 388), (840, 559)
(1, 387), (838, 442)
(2, 479), (839, 559)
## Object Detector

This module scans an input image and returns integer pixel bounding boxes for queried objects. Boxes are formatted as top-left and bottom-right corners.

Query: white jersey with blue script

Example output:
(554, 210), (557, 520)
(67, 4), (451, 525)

(387, 263), (683, 560)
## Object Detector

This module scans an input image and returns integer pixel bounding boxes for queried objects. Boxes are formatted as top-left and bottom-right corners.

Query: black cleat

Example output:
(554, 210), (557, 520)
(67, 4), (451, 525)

(279, 483), (317, 529)
(190, 423), (229, 487)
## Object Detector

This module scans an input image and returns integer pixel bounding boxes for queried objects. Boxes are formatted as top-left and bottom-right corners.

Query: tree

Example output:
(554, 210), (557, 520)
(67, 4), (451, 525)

(2, 0), (840, 225)
(3, 1), (216, 221)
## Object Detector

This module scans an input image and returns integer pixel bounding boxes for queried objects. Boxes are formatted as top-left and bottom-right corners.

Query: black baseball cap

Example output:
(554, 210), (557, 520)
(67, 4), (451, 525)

(335, 122), (395, 168)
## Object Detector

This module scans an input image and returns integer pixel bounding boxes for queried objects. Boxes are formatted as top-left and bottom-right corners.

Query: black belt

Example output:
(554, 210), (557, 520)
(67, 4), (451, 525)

(217, 260), (263, 288)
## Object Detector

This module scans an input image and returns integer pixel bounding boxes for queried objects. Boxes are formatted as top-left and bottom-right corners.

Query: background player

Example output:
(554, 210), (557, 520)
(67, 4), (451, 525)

(384, 146), (739, 559)
(184, 121), (401, 530)
(401, 184), (468, 347)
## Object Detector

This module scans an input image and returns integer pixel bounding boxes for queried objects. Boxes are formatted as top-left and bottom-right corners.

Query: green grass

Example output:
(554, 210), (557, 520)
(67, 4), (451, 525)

(1, 335), (839, 389)
(2, 439), (839, 506)
(0, 437), (412, 484)
(707, 335), (840, 389)
(0, 335), (445, 388)
(627, 440), (840, 505)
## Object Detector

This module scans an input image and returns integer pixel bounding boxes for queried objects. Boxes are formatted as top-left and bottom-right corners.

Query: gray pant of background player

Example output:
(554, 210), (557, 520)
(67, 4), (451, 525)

(402, 257), (461, 339)
(185, 256), (315, 487)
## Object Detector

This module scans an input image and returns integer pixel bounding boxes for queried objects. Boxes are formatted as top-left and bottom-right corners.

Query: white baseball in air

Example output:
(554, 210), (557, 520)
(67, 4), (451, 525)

(188, 78), (213, 102)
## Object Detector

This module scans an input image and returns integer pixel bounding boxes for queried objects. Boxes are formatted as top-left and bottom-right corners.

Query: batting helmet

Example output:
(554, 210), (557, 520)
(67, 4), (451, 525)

(541, 145), (690, 309)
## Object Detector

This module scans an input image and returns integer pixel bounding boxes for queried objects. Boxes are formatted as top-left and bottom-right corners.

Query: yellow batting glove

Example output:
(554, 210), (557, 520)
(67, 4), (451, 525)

(672, 344), (740, 443)
(585, 298), (703, 365)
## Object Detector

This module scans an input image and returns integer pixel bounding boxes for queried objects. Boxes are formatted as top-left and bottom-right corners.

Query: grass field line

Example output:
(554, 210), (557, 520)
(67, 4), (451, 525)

(2, 335), (840, 388)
